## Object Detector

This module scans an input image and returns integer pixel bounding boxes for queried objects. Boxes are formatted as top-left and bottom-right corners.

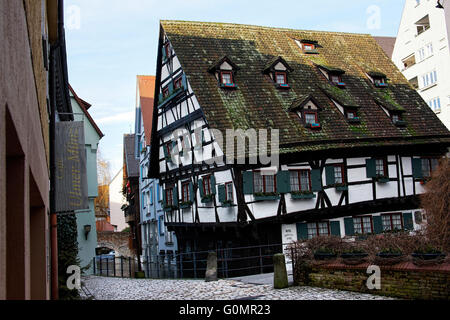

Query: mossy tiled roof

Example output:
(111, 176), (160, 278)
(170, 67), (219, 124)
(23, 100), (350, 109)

(160, 21), (450, 154)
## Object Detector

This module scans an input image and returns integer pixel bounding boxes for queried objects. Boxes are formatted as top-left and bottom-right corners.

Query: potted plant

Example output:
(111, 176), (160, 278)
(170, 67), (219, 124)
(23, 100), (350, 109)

(313, 247), (337, 260)
(179, 201), (193, 209)
(341, 248), (368, 259)
(375, 175), (389, 183)
(222, 199), (233, 207)
(201, 194), (214, 203)
(254, 192), (280, 201)
(291, 190), (316, 199)
(377, 247), (403, 258)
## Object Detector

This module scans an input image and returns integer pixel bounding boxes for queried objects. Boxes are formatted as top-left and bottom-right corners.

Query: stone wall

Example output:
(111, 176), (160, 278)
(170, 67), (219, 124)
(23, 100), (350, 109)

(97, 231), (133, 257)
(294, 261), (450, 300)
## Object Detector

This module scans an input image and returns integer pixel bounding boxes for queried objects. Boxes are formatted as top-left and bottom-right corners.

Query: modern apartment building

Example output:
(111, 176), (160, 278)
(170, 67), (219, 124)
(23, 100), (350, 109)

(392, 0), (450, 129)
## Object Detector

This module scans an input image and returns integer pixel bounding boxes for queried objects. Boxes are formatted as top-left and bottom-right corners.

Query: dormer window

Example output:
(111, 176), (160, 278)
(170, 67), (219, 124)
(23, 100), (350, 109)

(174, 76), (182, 90)
(317, 64), (346, 87)
(391, 112), (406, 127)
(162, 86), (170, 98)
(297, 40), (320, 54)
(208, 56), (239, 89)
(368, 71), (388, 88)
(290, 95), (322, 130)
(345, 108), (360, 123)
(263, 56), (293, 89)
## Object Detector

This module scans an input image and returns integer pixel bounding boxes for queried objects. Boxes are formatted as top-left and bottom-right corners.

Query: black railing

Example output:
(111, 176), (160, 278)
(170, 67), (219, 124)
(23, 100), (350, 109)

(93, 243), (292, 280)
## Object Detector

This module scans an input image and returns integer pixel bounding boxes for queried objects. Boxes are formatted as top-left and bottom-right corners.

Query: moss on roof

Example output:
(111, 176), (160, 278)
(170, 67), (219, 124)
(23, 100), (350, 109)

(160, 20), (450, 154)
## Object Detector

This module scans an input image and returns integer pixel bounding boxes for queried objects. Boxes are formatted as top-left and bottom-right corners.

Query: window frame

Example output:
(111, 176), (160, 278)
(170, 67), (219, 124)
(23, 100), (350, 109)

(303, 111), (319, 125)
(303, 43), (315, 51)
(173, 76), (182, 90)
(253, 170), (277, 194)
(307, 221), (330, 239)
(289, 169), (312, 192)
(203, 175), (212, 196)
(375, 157), (388, 177)
(421, 157), (439, 178)
(381, 213), (404, 231)
(164, 42), (171, 59)
(225, 182), (234, 202)
(332, 163), (346, 185)
(165, 188), (174, 207)
(274, 71), (287, 85)
(181, 181), (190, 202)
(345, 109), (358, 120)
(352, 215), (374, 234)
(162, 86), (170, 98)
(220, 71), (234, 85)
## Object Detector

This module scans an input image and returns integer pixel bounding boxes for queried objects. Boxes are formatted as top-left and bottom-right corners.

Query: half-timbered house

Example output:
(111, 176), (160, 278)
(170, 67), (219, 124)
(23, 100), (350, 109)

(148, 21), (450, 258)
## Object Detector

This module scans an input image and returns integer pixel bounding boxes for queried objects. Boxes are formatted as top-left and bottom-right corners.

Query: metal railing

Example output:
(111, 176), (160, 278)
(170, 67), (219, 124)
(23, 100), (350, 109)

(93, 243), (292, 279)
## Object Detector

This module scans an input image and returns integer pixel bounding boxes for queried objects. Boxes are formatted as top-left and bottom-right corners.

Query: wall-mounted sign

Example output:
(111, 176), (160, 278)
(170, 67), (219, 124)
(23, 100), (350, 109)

(282, 223), (297, 271)
(55, 121), (88, 212)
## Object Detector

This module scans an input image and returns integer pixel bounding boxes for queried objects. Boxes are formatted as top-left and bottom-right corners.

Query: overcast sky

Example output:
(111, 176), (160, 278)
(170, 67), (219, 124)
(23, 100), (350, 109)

(64, 0), (405, 175)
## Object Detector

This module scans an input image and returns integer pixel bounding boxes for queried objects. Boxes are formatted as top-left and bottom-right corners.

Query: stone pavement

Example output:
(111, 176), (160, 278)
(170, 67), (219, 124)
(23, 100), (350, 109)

(81, 276), (395, 300)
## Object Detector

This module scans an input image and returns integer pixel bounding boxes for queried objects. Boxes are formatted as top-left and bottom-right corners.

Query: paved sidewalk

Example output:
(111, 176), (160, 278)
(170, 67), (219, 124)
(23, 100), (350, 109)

(230, 271), (293, 286)
(81, 276), (395, 300)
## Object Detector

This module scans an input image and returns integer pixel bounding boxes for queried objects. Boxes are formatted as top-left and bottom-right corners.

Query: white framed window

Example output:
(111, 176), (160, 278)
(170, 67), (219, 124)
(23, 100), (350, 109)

(428, 97), (441, 112)
(307, 222), (330, 239)
(421, 70), (437, 88)
(382, 213), (403, 231)
(225, 182), (233, 201)
(253, 171), (276, 193)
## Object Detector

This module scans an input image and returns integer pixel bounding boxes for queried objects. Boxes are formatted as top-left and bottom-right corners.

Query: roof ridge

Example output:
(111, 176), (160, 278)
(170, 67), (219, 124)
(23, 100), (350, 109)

(160, 20), (372, 36)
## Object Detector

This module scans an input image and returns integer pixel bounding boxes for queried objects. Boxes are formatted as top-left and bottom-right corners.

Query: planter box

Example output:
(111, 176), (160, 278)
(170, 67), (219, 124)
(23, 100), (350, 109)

(341, 253), (368, 259)
(376, 253), (403, 258)
(336, 185), (348, 191)
(221, 202), (234, 207)
(314, 253), (337, 260)
(291, 193), (316, 200)
(179, 202), (192, 209)
(201, 196), (214, 203)
(412, 253), (446, 260)
(254, 194), (280, 201)
(376, 177), (389, 183)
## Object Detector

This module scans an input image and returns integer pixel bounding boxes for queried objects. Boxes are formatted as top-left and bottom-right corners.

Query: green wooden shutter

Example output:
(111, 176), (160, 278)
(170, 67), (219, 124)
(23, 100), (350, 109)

(373, 216), (383, 234)
(198, 179), (204, 198)
(403, 212), (414, 230)
(158, 93), (163, 104)
(276, 171), (291, 194)
(218, 184), (226, 203)
(210, 175), (216, 195)
(243, 171), (254, 194)
(173, 186), (178, 207)
(168, 82), (174, 95)
(330, 221), (341, 237)
(344, 217), (354, 236)
(297, 223), (308, 240)
(182, 74), (187, 90)
(171, 141), (177, 155)
(310, 169), (322, 192)
(412, 158), (423, 179)
(163, 144), (168, 158)
(189, 182), (194, 202)
(325, 166), (336, 186)
(161, 46), (167, 60)
(366, 159), (376, 178)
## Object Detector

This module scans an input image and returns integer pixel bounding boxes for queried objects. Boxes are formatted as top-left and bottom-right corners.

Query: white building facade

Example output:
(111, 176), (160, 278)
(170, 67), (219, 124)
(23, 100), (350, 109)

(392, 0), (450, 129)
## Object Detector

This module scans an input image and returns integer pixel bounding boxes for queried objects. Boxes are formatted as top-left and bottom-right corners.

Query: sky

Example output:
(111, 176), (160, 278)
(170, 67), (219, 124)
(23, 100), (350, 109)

(64, 0), (406, 176)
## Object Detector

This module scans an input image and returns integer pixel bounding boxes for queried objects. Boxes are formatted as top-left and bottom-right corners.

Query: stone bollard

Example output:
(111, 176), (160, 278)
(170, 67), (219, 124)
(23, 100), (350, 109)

(205, 251), (218, 282)
(273, 253), (289, 289)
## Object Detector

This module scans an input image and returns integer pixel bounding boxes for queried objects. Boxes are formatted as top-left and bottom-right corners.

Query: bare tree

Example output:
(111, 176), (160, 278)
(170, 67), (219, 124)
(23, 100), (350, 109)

(420, 157), (450, 252)
(95, 149), (112, 219)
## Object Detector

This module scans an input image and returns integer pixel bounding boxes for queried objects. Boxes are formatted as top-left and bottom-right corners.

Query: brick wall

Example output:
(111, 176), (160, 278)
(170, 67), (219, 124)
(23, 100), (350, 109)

(294, 261), (450, 300)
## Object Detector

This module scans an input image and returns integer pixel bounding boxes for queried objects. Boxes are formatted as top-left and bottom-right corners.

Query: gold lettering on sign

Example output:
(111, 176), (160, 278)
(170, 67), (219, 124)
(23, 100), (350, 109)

(66, 126), (82, 208)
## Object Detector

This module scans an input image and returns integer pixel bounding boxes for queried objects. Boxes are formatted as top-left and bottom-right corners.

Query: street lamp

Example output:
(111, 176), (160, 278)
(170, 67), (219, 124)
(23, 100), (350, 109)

(84, 224), (92, 240)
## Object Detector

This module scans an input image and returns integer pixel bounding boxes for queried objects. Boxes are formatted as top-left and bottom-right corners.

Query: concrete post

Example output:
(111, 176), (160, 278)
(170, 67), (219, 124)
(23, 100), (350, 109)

(205, 251), (218, 282)
(273, 253), (289, 289)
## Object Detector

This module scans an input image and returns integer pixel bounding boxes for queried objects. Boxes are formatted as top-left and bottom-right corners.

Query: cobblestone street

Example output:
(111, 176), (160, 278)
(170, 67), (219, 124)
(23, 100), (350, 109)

(81, 276), (395, 300)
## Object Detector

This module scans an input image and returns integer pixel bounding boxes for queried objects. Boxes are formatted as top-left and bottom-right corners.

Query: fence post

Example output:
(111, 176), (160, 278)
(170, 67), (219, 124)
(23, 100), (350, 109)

(100, 257), (103, 276)
(113, 256), (116, 277)
(259, 247), (263, 274)
(129, 257), (132, 278)
(193, 252), (197, 279)
(93, 257), (96, 275)
(180, 253), (183, 279)
(156, 255), (160, 278)
(120, 256), (124, 278)
(106, 257), (109, 277)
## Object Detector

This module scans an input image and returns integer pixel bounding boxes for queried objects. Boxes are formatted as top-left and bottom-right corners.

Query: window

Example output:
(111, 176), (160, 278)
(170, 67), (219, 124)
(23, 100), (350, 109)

(164, 43), (171, 59)
(428, 97), (441, 112)
(402, 55), (416, 70)
(203, 175), (212, 196)
(421, 158), (439, 178)
(375, 158), (387, 177)
(392, 114), (400, 122)
(304, 112), (317, 125)
(421, 70), (437, 88)
(253, 171), (276, 193)
(330, 74), (341, 84)
(162, 86), (169, 98)
(174, 76), (182, 90)
(159, 216), (164, 235)
(149, 187), (153, 205)
(333, 164), (344, 185)
(345, 109), (358, 120)
(353, 216), (373, 234)
(408, 76), (418, 89)
(225, 182), (233, 201)
(181, 182), (190, 202)
(303, 43), (315, 51)
(275, 72), (287, 85)
(164, 142), (172, 158)
(417, 43), (433, 62)
(290, 170), (311, 192)
(220, 71), (233, 85)
(307, 222), (330, 239)
(381, 213), (403, 231)
(415, 15), (430, 35)
(165, 188), (174, 206)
